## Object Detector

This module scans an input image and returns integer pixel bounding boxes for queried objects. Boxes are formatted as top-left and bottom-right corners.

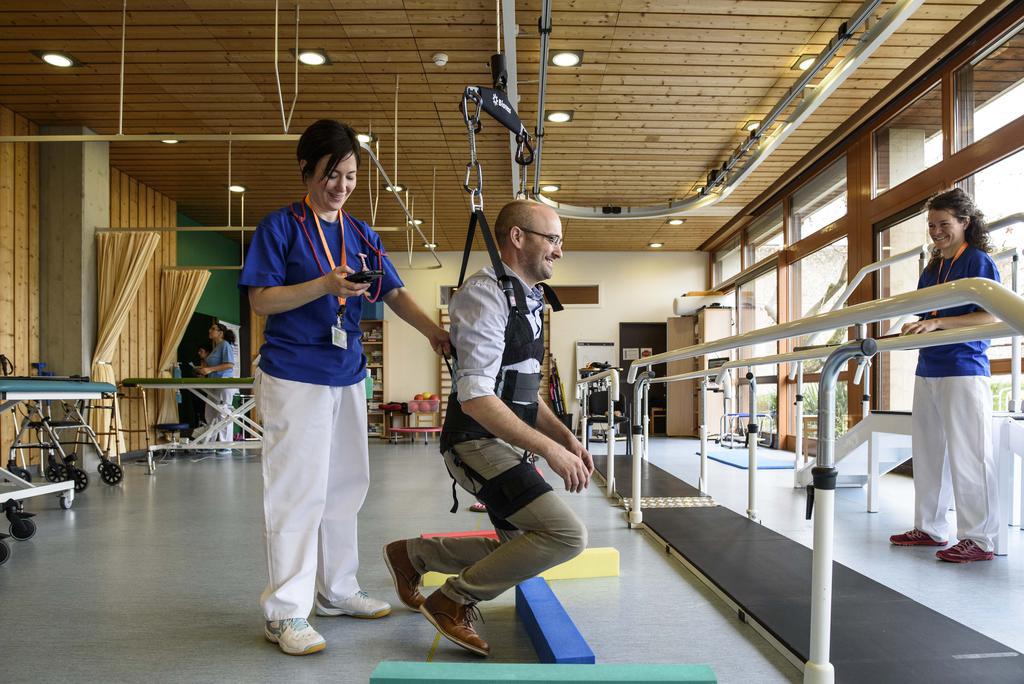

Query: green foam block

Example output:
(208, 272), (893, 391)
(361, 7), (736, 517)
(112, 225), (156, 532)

(370, 661), (716, 683)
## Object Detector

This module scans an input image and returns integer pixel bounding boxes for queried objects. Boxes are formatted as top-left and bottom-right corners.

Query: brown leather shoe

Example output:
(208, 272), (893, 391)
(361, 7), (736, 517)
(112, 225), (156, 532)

(419, 590), (489, 656)
(383, 540), (425, 610)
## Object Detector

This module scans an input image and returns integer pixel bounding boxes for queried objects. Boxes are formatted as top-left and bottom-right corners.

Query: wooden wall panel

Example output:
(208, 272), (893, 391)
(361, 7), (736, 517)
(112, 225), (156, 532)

(108, 167), (177, 452)
(0, 104), (39, 466)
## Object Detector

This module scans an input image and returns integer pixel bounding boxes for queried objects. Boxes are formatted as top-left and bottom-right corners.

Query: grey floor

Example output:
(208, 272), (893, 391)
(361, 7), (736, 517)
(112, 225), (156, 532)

(1, 436), (1021, 683)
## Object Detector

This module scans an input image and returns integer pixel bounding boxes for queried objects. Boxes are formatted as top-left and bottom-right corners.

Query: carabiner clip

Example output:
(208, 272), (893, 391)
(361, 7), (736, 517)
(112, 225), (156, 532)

(515, 134), (534, 166)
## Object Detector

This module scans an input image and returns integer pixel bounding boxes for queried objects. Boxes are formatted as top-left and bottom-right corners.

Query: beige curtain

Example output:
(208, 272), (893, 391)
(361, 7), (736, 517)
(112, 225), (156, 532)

(155, 269), (211, 424)
(92, 231), (161, 456)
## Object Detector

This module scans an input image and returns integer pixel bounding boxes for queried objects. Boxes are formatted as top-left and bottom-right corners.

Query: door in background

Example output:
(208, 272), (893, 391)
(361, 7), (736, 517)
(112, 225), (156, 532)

(619, 322), (668, 435)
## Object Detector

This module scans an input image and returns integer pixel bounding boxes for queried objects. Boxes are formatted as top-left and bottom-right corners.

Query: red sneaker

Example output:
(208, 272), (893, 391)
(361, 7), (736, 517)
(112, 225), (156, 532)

(890, 529), (946, 546)
(936, 539), (994, 563)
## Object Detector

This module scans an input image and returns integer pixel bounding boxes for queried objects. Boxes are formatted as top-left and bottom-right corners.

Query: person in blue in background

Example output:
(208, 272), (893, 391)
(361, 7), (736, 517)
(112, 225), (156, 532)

(195, 322), (236, 447)
(239, 119), (450, 655)
(890, 187), (1001, 563)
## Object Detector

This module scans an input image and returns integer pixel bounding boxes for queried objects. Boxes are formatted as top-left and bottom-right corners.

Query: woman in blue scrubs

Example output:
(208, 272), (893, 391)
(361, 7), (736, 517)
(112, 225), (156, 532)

(239, 119), (449, 655)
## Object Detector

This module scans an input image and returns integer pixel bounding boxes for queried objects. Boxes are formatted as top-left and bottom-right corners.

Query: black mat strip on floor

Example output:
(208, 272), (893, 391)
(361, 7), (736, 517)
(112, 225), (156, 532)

(595, 456), (1023, 682)
(591, 453), (705, 499)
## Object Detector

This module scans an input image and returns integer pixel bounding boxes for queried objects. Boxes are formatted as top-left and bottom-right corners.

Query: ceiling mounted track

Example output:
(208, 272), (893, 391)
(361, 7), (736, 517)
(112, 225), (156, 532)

(532, 0), (923, 220)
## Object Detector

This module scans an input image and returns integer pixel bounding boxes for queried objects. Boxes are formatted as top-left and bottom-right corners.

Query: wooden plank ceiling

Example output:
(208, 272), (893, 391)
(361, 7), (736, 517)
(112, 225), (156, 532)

(0, 0), (985, 252)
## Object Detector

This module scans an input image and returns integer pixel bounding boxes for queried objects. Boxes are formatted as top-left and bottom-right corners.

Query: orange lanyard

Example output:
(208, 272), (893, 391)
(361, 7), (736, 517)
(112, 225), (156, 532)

(305, 195), (347, 306)
(929, 242), (968, 316)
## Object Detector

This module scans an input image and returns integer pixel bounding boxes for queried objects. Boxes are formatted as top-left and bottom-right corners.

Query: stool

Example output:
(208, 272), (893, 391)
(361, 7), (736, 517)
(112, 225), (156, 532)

(150, 422), (190, 473)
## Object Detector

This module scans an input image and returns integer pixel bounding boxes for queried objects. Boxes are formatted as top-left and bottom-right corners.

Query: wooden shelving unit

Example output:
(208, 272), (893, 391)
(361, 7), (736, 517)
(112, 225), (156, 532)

(361, 319), (387, 439)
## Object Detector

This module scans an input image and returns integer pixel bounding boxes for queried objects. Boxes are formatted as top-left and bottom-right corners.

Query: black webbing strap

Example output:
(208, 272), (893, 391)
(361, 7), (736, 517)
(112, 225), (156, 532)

(539, 283), (563, 312)
(458, 209), (528, 315)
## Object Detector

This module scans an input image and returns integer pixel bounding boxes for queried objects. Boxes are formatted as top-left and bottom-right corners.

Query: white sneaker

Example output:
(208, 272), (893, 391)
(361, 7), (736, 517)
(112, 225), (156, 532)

(264, 618), (326, 655)
(315, 590), (391, 618)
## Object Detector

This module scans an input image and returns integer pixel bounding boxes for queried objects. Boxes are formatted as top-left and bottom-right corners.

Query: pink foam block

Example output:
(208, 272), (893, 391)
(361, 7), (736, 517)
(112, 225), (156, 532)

(421, 529), (499, 540)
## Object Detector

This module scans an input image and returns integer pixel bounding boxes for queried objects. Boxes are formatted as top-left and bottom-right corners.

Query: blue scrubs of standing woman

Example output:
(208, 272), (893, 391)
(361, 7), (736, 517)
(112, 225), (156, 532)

(195, 322), (236, 447)
(890, 188), (1000, 563)
(239, 119), (450, 655)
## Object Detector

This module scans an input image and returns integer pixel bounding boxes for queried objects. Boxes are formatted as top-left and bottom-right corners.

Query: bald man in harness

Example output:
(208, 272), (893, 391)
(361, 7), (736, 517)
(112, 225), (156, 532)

(383, 200), (593, 657)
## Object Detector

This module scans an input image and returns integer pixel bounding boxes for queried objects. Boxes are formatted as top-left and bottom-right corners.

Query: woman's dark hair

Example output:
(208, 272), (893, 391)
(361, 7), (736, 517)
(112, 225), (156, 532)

(297, 119), (361, 183)
(213, 322), (236, 345)
(925, 187), (991, 272)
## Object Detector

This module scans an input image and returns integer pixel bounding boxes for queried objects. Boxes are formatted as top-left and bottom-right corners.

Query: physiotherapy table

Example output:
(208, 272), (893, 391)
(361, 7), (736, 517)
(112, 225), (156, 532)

(120, 377), (261, 472)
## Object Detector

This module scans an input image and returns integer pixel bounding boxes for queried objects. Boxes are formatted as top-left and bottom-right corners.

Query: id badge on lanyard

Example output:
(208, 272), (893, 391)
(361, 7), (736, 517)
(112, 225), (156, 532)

(306, 198), (350, 349)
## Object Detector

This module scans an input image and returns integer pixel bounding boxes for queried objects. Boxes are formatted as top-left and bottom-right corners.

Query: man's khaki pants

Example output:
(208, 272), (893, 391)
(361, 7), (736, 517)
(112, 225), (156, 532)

(407, 438), (587, 604)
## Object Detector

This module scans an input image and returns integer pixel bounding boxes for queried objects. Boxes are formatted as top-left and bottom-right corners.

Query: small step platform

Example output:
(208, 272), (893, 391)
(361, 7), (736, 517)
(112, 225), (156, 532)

(422, 547), (619, 586)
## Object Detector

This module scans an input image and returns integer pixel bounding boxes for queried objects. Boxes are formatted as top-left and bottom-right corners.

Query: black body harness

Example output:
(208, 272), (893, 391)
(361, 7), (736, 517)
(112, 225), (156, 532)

(439, 81), (563, 529)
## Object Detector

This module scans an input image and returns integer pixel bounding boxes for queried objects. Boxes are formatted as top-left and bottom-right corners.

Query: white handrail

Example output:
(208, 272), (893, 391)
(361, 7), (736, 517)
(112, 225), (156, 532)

(576, 369), (621, 499)
(629, 278), (1023, 382)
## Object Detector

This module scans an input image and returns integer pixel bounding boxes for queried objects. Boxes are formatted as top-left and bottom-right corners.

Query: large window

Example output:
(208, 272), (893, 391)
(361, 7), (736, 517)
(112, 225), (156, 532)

(713, 237), (742, 286)
(736, 269), (779, 420)
(744, 205), (784, 267)
(873, 83), (943, 196)
(875, 210), (928, 411)
(791, 237), (849, 373)
(791, 157), (847, 241)
(954, 22), (1024, 151)
(958, 148), (1024, 361)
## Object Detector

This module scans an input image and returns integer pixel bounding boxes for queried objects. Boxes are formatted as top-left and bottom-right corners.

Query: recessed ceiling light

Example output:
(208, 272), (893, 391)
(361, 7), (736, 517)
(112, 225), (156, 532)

(667, 218), (685, 225)
(33, 51), (78, 68)
(648, 242), (664, 248)
(160, 139), (179, 144)
(385, 184), (406, 193)
(541, 184), (560, 192)
(550, 50), (584, 67)
(744, 120), (760, 132)
(356, 132), (377, 144)
(229, 185), (246, 193)
(296, 49), (329, 66)
(411, 218), (423, 226)
(545, 111), (573, 123)
(423, 242), (438, 250)
(793, 54), (815, 71)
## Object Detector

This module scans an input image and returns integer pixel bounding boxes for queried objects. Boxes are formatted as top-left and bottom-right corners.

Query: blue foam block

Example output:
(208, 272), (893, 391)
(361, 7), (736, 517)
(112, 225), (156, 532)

(705, 451), (794, 470)
(515, 576), (596, 665)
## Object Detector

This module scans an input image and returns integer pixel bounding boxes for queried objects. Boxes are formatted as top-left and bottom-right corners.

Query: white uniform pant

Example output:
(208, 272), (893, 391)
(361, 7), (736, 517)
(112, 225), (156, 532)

(255, 369), (370, 620)
(204, 388), (236, 444)
(912, 375), (999, 551)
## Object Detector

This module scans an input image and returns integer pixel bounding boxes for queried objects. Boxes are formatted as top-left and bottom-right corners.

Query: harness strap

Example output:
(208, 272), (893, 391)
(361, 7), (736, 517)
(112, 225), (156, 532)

(458, 209), (528, 316)
(539, 283), (563, 312)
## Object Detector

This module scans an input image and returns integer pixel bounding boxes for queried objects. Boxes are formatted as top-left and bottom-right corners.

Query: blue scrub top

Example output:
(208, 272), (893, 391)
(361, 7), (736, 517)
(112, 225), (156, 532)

(915, 245), (1000, 378)
(239, 204), (403, 387)
(205, 340), (235, 378)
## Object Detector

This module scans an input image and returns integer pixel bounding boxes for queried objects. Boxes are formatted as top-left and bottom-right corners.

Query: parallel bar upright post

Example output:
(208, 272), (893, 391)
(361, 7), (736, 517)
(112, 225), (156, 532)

(794, 362), (804, 488)
(699, 378), (709, 493)
(746, 372), (758, 521)
(629, 373), (650, 526)
(606, 377), (617, 499)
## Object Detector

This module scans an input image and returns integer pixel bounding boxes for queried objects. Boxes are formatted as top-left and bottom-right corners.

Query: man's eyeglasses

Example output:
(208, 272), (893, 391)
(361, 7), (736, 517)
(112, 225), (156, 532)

(518, 227), (563, 247)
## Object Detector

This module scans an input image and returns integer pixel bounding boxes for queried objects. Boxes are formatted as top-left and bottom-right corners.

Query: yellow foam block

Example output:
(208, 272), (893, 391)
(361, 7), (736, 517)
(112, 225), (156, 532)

(421, 547), (619, 587)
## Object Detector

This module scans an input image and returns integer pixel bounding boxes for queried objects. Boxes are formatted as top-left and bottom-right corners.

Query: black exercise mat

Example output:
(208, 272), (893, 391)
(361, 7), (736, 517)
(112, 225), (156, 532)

(644, 506), (1024, 683)
(591, 452), (705, 499)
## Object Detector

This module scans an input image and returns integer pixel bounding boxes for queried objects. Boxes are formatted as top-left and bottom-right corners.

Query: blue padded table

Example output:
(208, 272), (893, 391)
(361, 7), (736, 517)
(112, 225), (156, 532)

(0, 378), (114, 515)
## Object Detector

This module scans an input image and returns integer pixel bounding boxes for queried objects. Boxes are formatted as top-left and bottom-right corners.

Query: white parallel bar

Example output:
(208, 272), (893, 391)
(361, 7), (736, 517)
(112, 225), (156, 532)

(804, 488), (836, 684)
(747, 373), (758, 521)
(629, 279), (1024, 382)
(699, 379), (709, 493)
(794, 363), (804, 488)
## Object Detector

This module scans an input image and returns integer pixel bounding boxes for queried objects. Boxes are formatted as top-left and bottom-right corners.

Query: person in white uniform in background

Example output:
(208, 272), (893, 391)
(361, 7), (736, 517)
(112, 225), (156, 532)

(195, 322), (236, 449)
(890, 187), (1001, 563)
(240, 119), (449, 655)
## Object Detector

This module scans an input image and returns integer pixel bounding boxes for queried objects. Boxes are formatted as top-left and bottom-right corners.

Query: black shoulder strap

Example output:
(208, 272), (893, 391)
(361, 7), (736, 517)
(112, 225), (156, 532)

(539, 283), (563, 312)
(458, 209), (527, 315)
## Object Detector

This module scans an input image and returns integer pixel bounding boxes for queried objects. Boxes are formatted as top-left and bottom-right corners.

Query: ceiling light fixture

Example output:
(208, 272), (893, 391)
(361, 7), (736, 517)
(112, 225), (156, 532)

(33, 51), (78, 68)
(540, 184), (560, 192)
(229, 185), (246, 193)
(411, 218), (423, 226)
(385, 184), (406, 193)
(793, 54), (816, 71)
(550, 50), (584, 67)
(160, 139), (179, 144)
(667, 218), (685, 225)
(545, 111), (573, 123)
(356, 132), (377, 144)
(294, 49), (329, 66)
(744, 120), (760, 132)
(648, 242), (664, 248)
(423, 242), (438, 249)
